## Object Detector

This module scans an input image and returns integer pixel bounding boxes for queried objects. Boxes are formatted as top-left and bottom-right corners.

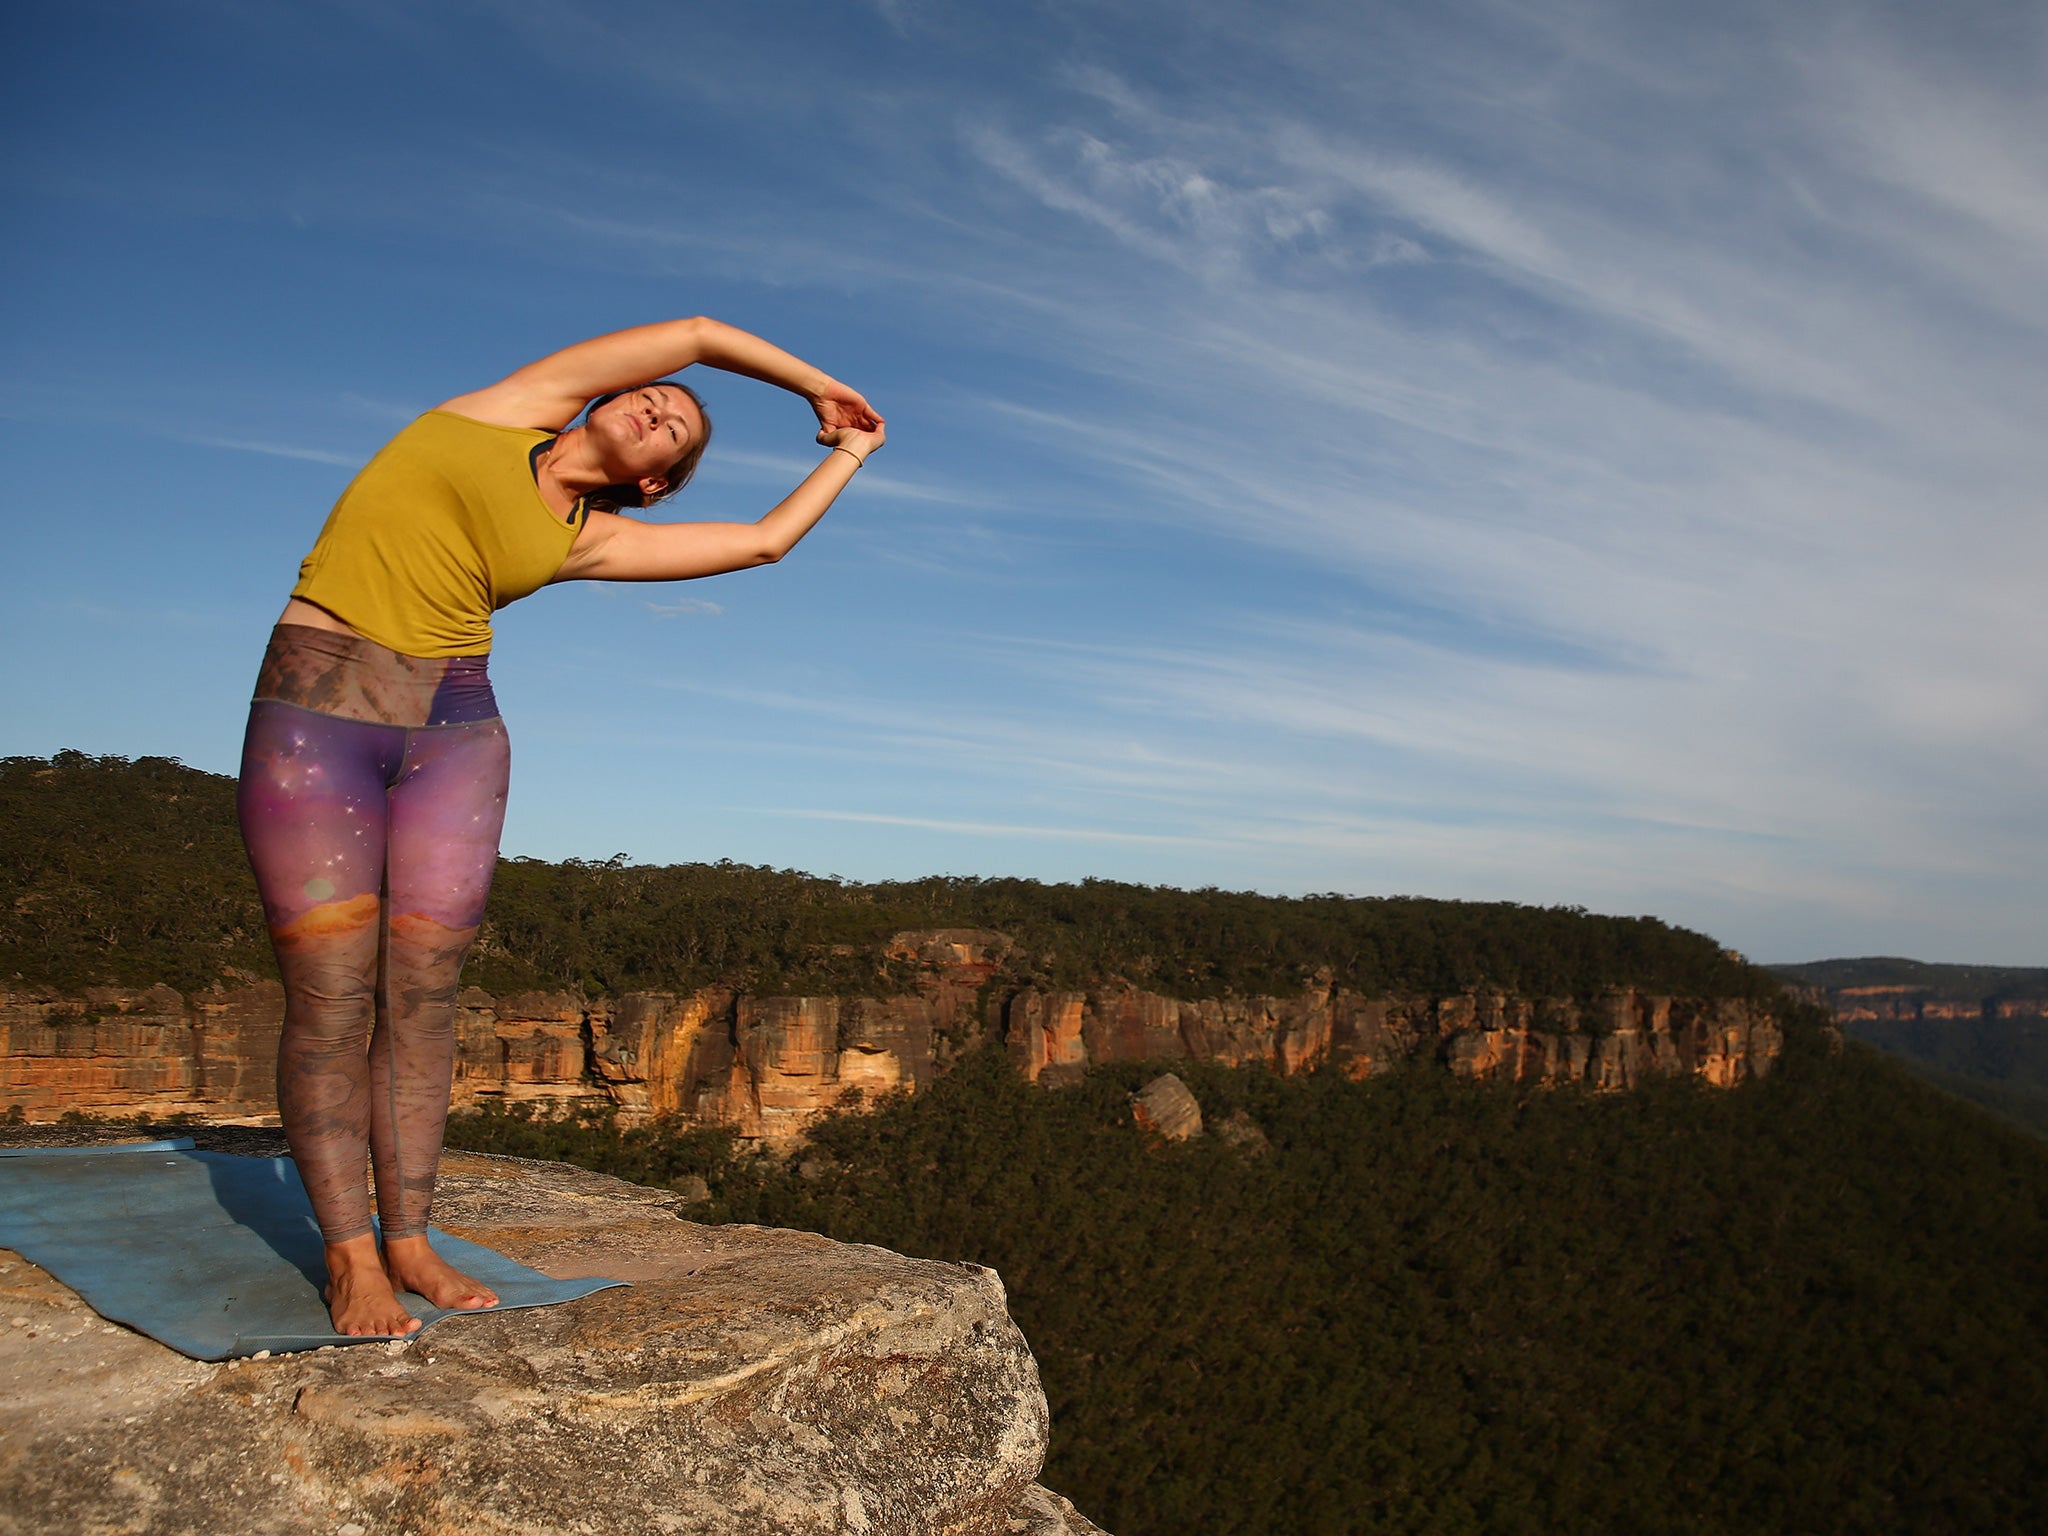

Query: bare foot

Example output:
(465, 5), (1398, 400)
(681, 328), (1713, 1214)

(383, 1234), (499, 1312)
(323, 1235), (422, 1337)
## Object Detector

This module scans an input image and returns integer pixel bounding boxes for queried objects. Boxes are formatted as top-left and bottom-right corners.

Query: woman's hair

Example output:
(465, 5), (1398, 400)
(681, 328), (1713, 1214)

(581, 380), (713, 512)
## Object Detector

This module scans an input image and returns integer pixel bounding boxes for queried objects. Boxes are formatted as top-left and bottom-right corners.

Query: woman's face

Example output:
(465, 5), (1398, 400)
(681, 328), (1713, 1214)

(589, 384), (704, 494)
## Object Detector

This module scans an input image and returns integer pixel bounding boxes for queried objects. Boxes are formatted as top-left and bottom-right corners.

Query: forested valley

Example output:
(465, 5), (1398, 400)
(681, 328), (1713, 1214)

(448, 1027), (2048, 1536)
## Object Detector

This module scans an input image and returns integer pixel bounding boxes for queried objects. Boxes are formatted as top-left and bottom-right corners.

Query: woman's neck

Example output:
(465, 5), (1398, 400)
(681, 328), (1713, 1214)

(532, 426), (613, 513)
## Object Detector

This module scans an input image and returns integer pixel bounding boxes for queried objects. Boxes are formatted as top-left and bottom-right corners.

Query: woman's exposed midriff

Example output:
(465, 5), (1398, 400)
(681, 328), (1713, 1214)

(278, 595), (365, 638)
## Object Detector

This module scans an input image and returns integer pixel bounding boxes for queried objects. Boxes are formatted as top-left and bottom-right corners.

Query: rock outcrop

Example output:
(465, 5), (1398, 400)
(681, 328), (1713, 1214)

(2, 932), (1784, 1139)
(1130, 1074), (1203, 1141)
(0, 1129), (1106, 1536)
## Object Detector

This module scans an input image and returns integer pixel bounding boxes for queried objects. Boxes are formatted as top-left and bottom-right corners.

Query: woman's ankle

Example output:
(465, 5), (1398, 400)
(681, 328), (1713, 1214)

(324, 1232), (384, 1272)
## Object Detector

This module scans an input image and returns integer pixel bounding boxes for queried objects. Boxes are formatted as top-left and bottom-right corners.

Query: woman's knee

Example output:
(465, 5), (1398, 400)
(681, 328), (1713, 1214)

(278, 956), (380, 1052)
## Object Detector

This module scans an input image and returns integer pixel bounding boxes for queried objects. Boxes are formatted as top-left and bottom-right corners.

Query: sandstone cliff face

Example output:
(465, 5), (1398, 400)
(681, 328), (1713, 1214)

(1788, 982), (2048, 1026)
(1002, 979), (1779, 1093)
(3, 931), (1783, 1137)
(0, 1133), (1105, 1536)
(0, 982), (284, 1124)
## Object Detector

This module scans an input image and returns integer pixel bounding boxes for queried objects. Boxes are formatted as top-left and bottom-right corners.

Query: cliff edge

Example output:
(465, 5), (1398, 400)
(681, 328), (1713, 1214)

(0, 1130), (1107, 1536)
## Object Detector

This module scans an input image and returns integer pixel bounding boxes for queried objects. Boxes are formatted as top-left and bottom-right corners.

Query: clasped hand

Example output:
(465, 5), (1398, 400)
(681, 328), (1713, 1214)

(811, 378), (886, 460)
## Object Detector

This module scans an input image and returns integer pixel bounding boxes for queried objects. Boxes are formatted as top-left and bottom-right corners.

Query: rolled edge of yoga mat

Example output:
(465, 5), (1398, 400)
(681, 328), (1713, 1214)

(0, 1137), (198, 1157)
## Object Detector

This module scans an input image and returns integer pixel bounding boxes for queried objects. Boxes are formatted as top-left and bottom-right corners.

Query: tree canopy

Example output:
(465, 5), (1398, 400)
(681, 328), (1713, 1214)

(449, 1025), (2048, 1536)
(5, 752), (1772, 1003)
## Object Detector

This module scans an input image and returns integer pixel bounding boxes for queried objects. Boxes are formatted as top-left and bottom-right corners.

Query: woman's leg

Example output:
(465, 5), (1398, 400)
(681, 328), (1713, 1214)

(371, 716), (511, 1309)
(238, 701), (404, 1240)
(239, 701), (423, 1334)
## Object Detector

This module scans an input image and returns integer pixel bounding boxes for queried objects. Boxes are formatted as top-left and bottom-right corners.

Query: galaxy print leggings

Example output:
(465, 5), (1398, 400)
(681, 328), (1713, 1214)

(237, 624), (509, 1243)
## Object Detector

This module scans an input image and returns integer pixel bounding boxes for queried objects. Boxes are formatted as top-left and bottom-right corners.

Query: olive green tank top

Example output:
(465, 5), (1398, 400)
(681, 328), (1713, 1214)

(291, 411), (585, 658)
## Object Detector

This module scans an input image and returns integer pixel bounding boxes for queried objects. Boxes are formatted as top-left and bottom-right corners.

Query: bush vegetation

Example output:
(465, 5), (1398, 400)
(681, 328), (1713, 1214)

(5, 752), (1771, 1003)
(450, 1025), (2048, 1536)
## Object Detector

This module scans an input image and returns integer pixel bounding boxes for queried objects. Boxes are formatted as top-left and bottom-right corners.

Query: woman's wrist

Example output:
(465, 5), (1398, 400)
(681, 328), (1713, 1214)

(830, 444), (865, 468)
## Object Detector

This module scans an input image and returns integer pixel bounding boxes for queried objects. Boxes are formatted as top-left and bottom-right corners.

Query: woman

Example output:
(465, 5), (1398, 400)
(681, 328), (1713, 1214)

(237, 317), (884, 1337)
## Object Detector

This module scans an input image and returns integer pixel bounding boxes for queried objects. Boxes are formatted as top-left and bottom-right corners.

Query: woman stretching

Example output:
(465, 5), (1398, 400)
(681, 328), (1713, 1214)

(237, 318), (883, 1336)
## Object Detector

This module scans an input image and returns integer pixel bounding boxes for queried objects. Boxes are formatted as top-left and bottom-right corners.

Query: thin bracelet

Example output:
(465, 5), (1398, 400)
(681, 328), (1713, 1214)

(831, 445), (865, 468)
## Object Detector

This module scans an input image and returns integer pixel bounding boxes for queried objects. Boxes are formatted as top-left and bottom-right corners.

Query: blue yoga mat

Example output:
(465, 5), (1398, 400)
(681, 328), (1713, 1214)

(0, 1141), (626, 1360)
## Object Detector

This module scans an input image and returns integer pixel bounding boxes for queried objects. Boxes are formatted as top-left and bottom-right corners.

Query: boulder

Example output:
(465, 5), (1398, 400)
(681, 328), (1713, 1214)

(1130, 1074), (1203, 1141)
(0, 1135), (1108, 1536)
(1007, 1484), (1110, 1534)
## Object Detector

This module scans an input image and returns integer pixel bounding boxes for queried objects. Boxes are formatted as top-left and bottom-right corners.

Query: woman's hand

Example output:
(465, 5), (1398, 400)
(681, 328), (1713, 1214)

(555, 419), (887, 584)
(810, 378), (884, 437)
(817, 422), (886, 463)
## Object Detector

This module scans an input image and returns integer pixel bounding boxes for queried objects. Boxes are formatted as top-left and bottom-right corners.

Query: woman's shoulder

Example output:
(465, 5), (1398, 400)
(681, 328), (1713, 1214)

(413, 408), (555, 441)
(433, 381), (578, 433)
(349, 412), (553, 486)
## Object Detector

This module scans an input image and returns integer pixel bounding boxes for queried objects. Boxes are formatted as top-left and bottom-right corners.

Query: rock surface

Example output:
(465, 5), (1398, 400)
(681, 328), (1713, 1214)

(1129, 1074), (1203, 1141)
(1005, 1486), (1109, 1535)
(0, 1131), (1106, 1536)
(1785, 981), (2048, 1027)
(2, 931), (1785, 1138)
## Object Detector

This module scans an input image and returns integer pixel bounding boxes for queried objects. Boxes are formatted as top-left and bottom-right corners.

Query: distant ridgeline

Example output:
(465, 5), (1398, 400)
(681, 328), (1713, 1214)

(1773, 957), (2048, 1138)
(4, 751), (1773, 1002)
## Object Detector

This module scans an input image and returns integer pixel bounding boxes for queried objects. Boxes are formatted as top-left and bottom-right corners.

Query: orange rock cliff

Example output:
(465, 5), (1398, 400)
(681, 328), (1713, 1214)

(4, 929), (1788, 1139)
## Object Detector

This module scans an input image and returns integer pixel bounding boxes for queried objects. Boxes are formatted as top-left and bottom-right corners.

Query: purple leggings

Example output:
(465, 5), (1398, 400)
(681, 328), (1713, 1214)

(237, 624), (509, 1243)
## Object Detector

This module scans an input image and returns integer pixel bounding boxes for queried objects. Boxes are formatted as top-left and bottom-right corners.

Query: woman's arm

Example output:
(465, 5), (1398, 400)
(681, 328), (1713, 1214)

(550, 425), (885, 583)
(438, 317), (881, 434)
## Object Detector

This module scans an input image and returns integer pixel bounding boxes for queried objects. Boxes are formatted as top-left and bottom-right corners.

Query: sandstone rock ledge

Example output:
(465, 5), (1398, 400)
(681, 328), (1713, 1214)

(0, 1143), (1107, 1536)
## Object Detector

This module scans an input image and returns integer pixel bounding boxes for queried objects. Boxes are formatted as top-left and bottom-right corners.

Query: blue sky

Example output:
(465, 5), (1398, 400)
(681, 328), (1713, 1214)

(5, 0), (2044, 964)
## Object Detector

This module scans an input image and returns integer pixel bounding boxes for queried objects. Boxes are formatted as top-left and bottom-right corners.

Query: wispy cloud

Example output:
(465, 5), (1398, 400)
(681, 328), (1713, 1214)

(168, 433), (359, 467)
(760, 807), (1222, 848)
(512, 4), (2046, 954)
